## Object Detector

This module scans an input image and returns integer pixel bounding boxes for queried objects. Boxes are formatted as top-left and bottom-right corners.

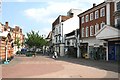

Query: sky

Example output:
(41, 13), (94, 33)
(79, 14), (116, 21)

(1, 0), (105, 37)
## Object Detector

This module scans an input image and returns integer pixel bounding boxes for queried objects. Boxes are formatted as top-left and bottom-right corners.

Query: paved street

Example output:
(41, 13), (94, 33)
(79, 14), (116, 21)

(2, 55), (119, 78)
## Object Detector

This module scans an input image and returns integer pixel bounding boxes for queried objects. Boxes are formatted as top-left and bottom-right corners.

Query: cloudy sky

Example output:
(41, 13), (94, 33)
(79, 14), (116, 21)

(1, 0), (104, 37)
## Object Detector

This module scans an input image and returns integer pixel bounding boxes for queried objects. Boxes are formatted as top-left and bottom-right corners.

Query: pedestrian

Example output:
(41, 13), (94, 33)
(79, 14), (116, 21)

(52, 51), (58, 59)
(42, 46), (46, 55)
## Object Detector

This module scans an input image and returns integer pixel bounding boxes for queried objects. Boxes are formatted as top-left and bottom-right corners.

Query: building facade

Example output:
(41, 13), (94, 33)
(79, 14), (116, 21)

(64, 29), (80, 58)
(52, 15), (70, 56)
(78, 1), (115, 60)
(0, 22), (14, 62)
(0, 22), (24, 62)
(96, 0), (120, 61)
(52, 9), (81, 56)
(12, 26), (24, 54)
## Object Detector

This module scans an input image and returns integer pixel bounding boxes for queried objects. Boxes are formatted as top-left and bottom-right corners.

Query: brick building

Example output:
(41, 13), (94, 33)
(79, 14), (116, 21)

(0, 22), (14, 62)
(12, 26), (24, 54)
(95, 0), (120, 61)
(0, 22), (24, 62)
(78, 1), (115, 60)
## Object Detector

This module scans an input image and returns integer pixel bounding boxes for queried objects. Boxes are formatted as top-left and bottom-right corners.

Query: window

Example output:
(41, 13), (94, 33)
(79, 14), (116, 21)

(59, 26), (61, 34)
(95, 10), (99, 19)
(100, 8), (105, 17)
(90, 13), (93, 21)
(95, 23), (99, 34)
(116, 18), (120, 29)
(86, 15), (89, 22)
(82, 27), (84, 37)
(82, 16), (84, 23)
(55, 28), (58, 35)
(86, 26), (89, 37)
(100, 22), (105, 29)
(117, 1), (120, 10)
(90, 25), (94, 36)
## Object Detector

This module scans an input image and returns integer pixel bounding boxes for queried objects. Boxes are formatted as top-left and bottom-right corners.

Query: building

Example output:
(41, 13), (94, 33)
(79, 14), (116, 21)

(78, 1), (115, 60)
(46, 31), (53, 54)
(0, 22), (24, 62)
(52, 9), (81, 56)
(0, 22), (14, 62)
(64, 29), (80, 58)
(52, 15), (70, 56)
(95, 0), (120, 61)
(12, 26), (24, 54)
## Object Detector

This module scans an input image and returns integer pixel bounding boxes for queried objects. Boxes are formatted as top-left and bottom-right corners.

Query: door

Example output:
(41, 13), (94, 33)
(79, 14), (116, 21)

(108, 45), (115, 60)
(115, 44), (120, 61)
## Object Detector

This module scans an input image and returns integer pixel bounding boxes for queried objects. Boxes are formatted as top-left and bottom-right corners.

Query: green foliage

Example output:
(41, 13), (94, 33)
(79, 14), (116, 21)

(25, 30), (47, 48)
(14, 37), (21, 49)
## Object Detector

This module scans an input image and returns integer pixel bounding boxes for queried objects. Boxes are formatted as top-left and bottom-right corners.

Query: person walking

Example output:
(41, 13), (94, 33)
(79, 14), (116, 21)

(52, 51), (58, 59)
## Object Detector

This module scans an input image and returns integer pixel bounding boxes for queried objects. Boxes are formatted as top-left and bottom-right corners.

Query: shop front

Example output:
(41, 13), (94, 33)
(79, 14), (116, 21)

(89, 45), (106, 60)
(80, 43), (88, 58)
(96, 25), (120, 61)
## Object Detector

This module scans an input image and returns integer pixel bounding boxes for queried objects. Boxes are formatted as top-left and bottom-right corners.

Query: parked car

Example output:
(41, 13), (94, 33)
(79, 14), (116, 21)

(21, 48), (27, 54)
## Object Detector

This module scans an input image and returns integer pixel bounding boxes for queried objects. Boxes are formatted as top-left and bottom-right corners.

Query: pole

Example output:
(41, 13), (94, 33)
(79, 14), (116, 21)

(5, 41), (7, 62)
(4, 38), (9, 64)
(62, 23), (63, 43)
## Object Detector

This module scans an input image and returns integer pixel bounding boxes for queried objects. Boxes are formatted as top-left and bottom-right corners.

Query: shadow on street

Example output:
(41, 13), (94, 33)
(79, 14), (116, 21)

(45, 54), (119, 73)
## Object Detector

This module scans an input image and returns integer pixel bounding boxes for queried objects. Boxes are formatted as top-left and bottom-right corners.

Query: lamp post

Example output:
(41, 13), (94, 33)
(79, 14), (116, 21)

(5, 38), (8, 64)
(61, 23), (63, 43)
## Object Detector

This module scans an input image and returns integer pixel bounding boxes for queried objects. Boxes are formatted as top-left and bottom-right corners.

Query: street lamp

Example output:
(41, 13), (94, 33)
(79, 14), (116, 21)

(61, 23), (63, 43)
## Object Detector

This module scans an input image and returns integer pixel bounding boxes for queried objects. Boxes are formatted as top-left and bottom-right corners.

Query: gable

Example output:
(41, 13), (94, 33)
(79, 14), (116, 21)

(96, 25), (120, 40)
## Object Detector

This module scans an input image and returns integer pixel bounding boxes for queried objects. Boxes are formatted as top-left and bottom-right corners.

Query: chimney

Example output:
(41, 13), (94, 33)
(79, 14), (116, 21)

(93, 3), (96, 7)
(5, 22), (8, 27)
(5, 22), (8, 29)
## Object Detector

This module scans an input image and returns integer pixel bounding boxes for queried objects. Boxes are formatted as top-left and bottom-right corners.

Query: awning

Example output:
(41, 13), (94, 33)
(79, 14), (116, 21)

(95, 25), (120, 40)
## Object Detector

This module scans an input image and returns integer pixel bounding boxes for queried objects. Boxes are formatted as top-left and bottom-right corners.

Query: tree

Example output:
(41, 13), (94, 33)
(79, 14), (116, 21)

(14, 37), (21, 51)
(25, 30), (47, 49)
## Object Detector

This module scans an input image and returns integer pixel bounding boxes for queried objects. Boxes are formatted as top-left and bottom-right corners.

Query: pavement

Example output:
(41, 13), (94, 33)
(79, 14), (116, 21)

(1, 54), (119, 78)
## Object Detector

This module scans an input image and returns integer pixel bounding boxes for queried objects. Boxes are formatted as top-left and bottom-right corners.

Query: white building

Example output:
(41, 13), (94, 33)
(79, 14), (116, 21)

(52, 9), (82, 56)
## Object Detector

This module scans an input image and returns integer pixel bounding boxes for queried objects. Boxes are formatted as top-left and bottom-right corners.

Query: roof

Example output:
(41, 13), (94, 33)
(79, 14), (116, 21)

(46, 31), (52, 39)
(65, 29), (79, 37)
(78, 2), (105, 17)
(95, 25), (120, 40)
